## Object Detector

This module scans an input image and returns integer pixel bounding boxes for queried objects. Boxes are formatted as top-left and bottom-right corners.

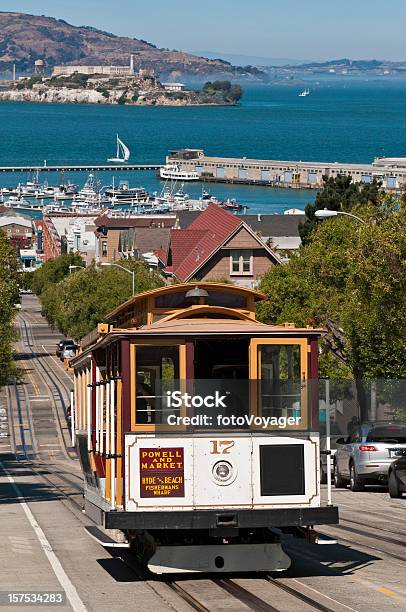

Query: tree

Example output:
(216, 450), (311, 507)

(258, 198), (406, 383)
(299, 174), (381, 244)
(31, 252), (85, 296)
(39, 260), (164, 340)
(0, 230), (20, 386)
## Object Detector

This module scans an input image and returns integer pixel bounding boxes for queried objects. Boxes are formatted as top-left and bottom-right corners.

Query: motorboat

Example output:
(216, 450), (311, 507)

(159, 164), (199, 181)
(219, 198), (244, 211)
(105, 181), (149, 203)
(3, 196), (43, 211)
(74, 174), (106, 205)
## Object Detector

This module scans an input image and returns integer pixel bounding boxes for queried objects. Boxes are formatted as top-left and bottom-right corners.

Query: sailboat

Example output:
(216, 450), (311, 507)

(107, 134), (130, 163)
(298, 88), (310, 97)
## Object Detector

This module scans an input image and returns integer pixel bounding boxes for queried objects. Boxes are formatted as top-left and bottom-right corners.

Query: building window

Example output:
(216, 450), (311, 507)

(230, 250), (253, 275)
(101, 241), (107, 257)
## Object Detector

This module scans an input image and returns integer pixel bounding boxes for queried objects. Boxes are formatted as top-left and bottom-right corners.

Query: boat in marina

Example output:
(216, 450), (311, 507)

(219, 198), (244, 212)
(104, 180), (149, 204)
(159, 164), (199, 181)
(107, 134), (130, 163)
(74, 174), (108, 206)
(43, 204), (73, 215)
(3, 196), (43, 211)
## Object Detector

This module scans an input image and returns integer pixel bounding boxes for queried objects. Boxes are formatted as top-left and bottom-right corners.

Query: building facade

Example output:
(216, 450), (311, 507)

(167, 149), (406, 191)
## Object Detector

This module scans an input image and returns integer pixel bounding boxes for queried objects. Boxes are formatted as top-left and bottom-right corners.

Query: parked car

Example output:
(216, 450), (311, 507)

(61, 345), (77, 361)
(334, 422), (406, 491)
(388, 450), (406, 498)
(56, 339), (74, 359)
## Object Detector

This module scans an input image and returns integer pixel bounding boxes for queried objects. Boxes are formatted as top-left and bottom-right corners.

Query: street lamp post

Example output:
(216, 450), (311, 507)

(101, 262), (135, 296)
(315, 209), (366, 224)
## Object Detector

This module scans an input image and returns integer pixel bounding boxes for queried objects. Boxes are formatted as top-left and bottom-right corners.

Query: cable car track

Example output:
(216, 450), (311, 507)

(18, 317), (74, 460)
(7, 379), (348, 612)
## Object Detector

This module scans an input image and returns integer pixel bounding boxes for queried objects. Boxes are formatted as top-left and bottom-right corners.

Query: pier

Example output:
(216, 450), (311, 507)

(0, 163), (162, 174)
(167, 149), (406, 191)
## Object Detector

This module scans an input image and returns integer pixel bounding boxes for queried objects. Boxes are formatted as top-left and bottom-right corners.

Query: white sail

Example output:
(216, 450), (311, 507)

(107, 134), (130, 163)
(118, 136), (130, 162)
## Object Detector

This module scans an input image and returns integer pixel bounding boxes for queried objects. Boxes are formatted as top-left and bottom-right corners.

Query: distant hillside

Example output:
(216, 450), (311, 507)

(267, 58), (406, 74)
(191, 51), (306, 67)
(0, 11), (265, 79)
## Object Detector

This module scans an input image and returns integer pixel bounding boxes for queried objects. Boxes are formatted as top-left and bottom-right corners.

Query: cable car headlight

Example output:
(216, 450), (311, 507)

(212, 461), (236, 485)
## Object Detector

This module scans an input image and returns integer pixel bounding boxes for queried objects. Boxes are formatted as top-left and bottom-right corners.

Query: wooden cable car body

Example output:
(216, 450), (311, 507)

(71, 283), (338, 573)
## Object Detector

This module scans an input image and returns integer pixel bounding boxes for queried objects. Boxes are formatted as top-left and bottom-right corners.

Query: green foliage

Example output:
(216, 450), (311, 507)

(47, 73), (92, 89)
(31, 252), (85, 296)
(116, 90), (128, 105)
(96, 87), (110, 99)
(16, 76), (42, 90)
(201, 80), (242, 103)
(0, 230), (20, 385)
(258, 199), (406, 380)
(19, 271), (34, 291)
(299, 174), (381, 244)
(38, 259), (164, 340)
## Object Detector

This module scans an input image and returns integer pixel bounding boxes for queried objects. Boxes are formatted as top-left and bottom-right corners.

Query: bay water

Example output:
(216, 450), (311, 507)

(1, 77), (406, 214)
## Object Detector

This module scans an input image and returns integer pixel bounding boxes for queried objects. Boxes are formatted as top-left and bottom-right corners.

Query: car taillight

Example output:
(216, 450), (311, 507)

(359, 445), (377, 452)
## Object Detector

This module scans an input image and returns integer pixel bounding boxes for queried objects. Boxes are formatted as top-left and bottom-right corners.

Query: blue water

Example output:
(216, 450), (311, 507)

(1, 77), (406, 213)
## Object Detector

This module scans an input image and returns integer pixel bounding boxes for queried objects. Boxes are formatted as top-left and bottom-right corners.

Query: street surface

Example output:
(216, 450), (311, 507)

(0, 295), (405, 611)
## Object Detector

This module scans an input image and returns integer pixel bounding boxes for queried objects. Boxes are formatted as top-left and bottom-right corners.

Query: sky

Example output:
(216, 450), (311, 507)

(1, 0), (406, 62)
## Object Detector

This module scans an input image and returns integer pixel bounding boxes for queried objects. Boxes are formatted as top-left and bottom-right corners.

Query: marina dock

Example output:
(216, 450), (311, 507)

(0, 163), (162, 174)
(167, 149), (406, 191)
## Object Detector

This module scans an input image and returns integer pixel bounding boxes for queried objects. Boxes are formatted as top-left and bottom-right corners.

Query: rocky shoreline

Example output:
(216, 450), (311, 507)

(0, 88), (235, 106)
(0, 74), (240, 107)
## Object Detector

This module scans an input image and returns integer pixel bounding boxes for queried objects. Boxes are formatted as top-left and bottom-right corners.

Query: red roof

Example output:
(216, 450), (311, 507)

(170, 229), (208, 269)
(153, 247), (168, 265)
(168, 204), (243, 281)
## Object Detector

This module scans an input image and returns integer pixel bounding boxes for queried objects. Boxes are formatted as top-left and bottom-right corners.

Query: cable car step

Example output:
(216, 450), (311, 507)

(84, 525), (130, 548)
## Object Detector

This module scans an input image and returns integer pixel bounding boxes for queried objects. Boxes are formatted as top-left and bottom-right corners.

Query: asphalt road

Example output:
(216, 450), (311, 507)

(0, 295), (405, 611)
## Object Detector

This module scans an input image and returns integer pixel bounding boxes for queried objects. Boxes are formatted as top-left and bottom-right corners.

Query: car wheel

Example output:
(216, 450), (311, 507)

(349, 463), (365, 492)
(334, 462), (347, 488)
(388, 471), (403, 499)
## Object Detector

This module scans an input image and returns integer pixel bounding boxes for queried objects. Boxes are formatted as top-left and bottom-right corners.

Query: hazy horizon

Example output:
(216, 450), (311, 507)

(1, 1), (406, 62)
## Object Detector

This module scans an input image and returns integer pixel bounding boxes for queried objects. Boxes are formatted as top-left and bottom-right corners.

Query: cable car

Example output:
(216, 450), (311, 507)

(71, 283), (338, 573)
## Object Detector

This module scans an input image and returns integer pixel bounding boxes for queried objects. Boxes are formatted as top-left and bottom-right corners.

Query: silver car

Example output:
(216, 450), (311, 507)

(334, 422), (406, 491)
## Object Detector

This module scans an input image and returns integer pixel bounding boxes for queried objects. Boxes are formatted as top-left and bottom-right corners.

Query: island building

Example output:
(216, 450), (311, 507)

(52, 56), (139, 78)
(162, 82), (185, 92)
(166, 149), (406, 191)
(34, 59), (45, 76)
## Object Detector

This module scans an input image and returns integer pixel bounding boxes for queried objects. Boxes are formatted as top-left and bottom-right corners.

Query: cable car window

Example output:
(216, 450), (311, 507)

(135, 345), (179, 424)
(155, 290), (247, 309)
(259, 345), (302, 421)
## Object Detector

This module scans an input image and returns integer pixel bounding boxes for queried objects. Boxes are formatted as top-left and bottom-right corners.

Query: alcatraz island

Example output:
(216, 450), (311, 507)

(0, 58), (242, 107)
